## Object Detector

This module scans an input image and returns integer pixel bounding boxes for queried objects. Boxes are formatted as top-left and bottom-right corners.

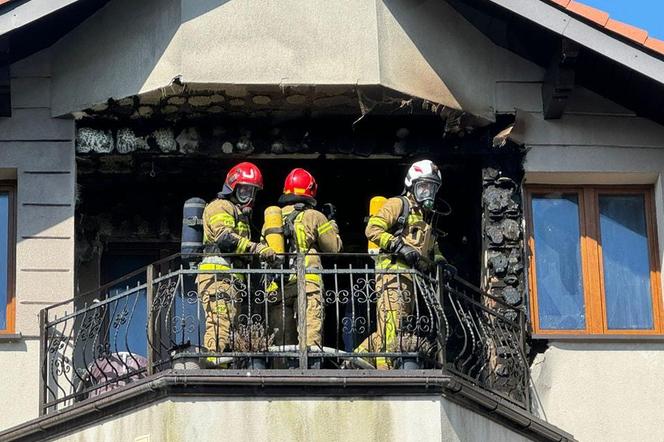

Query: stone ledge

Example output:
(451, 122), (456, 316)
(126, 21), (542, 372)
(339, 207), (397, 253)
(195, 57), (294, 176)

(0, 370), (575, 442)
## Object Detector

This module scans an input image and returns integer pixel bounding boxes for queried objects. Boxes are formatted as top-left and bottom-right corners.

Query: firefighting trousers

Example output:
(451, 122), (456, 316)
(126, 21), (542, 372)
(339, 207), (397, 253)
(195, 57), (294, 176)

(196, 273), (239, 352)
(268, 281), (323, 348)
(356, 274), (415, 356)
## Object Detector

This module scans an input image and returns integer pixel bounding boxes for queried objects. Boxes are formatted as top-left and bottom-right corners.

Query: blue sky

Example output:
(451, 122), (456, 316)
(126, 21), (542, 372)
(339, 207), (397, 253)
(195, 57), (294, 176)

(579, 0), (664, 40)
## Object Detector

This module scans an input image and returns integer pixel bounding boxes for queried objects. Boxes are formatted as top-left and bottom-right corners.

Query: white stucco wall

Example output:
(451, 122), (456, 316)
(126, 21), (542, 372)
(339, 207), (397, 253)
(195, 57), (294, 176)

(54, 395), (531, 442)
(0, 48), (76, 431)
(531, 342), (664, 442)
(48, 0), (544, 120)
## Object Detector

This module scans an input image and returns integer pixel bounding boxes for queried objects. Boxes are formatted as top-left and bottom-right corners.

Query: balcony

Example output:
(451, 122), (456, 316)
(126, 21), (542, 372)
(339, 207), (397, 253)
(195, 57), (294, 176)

(38, 253), (531, 411)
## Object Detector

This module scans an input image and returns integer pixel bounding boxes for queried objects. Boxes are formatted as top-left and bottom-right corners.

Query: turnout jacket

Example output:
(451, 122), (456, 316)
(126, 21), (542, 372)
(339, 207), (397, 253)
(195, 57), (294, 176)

(271, 204), (342, 284)
(202, 198), (261, 257)
(366, 195), (444, 269)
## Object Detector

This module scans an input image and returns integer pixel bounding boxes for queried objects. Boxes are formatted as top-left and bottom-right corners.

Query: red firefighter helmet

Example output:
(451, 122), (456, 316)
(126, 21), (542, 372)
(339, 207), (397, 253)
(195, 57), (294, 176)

(220, 162), (263, 197)
(283, 168), (317, 198)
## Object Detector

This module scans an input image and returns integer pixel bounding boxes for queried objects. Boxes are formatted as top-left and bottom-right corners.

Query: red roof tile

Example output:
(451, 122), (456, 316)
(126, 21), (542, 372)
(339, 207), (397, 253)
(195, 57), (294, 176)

(566, 1), (609, 26)
(605, 19), (649, 45)
(549, 0), (571, 7)
(645, 37), (664, 54)
(544, 0), (664, 57)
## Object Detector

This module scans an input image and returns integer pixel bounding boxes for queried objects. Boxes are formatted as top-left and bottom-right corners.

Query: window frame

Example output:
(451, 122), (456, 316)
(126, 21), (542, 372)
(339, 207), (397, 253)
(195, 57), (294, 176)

(0, 181), (16, 334)
(525, 185), (663, 336)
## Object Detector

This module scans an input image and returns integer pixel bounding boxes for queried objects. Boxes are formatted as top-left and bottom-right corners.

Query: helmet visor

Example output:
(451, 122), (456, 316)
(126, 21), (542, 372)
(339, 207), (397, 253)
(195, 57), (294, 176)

(236, 184), (258, 204)
(413, 180), (440, 204)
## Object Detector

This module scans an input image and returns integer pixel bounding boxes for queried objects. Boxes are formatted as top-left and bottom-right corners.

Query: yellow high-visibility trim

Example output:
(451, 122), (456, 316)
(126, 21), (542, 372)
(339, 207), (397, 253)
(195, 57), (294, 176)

(210, 213), (236, 227)
(375, 357), (389, 369)
(295, 221), (307, 253)
(266, 281), (279, 293)
(235, 237), (251, 253)
(368, 216), (389, 230)
(198, 263), (245, 281)
(236, 221), (250, 234)
(354, 344), (367, 353)
(376, 257), (410, 270)
(385, 310), (399, 345)
(305, 273), (321, 283)
(317, 221), (334, 236)
(407, 213), (423, 224)
(206, 357), (230, 368)
(199, 263), (231, 271)
(379, 232), (394, 250)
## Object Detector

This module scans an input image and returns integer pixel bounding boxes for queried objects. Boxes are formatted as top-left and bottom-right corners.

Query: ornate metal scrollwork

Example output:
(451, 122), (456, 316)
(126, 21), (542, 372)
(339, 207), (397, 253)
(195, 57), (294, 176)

(152, 279), (178, 311)
(79, 310), (104, 342)
(112, 308), (129, 328)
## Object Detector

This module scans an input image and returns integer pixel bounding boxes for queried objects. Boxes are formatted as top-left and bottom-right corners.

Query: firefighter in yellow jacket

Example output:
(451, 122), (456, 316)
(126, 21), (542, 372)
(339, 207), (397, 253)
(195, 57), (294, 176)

(264, 168), (342, 368)
(356, 159), (446, 368)
(198, 162), (276, 362)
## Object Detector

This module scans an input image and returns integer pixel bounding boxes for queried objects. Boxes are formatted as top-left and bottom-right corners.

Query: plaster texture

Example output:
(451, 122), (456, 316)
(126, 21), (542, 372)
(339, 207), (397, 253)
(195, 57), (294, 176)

(54, 395), (531, 442)
(49, 0), (543, 120)
(0, 339), (41, 431)
(531, 342), (664, 442)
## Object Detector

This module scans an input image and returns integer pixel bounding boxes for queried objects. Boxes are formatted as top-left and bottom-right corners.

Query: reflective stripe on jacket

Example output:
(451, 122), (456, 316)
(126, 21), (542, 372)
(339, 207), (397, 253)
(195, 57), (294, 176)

(276, 205), (343, 284)
(201, 198), (258, 266)
(366, 195), (444, 269)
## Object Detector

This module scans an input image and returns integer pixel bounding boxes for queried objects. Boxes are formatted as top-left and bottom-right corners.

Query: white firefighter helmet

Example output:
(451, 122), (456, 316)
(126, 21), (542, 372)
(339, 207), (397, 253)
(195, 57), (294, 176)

(404, 160), (442, 209)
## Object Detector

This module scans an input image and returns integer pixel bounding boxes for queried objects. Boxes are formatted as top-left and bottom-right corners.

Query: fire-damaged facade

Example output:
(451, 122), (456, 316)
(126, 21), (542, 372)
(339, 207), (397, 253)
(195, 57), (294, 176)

(1, 0), (664, 441)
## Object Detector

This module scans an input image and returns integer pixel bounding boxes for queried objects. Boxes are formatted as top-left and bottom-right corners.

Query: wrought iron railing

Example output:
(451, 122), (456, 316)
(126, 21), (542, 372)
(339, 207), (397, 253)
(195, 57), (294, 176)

(40, 253), (529, 414)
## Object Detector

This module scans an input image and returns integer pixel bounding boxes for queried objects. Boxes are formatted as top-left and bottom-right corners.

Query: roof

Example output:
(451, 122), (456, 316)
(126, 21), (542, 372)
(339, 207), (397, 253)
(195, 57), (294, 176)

(0, 0), (662, 60)
(545, 0), (664, 56)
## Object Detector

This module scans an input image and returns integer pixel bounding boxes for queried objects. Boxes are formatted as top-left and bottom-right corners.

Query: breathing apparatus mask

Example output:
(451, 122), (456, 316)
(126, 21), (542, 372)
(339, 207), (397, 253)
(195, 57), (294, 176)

(234, 185), (259, 216)
(413, 179), (440, 210)
(235, 184), (257, 204)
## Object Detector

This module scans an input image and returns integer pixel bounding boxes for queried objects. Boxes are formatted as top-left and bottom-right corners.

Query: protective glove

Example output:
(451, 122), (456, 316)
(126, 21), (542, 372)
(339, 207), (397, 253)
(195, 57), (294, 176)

(416, 256), (436, 274)
(257, 245), (277, 264)
(391, 239), (421, 267)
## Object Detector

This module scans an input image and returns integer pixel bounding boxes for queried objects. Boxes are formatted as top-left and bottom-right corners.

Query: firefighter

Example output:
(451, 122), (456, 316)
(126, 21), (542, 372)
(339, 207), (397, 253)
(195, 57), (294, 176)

(197, 162), (276, 364)
(356, 159), (447, 369)
(264, 168), (342, 367)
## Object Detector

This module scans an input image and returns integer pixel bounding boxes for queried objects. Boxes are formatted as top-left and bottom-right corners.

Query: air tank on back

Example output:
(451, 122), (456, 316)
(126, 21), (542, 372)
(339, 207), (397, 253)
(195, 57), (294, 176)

(181, 197), (206, 266)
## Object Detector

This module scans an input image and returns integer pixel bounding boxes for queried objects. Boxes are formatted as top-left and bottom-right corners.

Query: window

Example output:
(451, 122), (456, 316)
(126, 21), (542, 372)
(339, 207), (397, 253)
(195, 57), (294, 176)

(0, 183), (15, 334)
(526, 186), (663, 335)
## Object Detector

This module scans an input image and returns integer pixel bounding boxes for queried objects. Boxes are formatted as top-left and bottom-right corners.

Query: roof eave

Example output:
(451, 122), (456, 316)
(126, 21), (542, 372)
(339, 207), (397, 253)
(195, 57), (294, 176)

(0, 0), (86, 36)
(483, 0), (664, 86)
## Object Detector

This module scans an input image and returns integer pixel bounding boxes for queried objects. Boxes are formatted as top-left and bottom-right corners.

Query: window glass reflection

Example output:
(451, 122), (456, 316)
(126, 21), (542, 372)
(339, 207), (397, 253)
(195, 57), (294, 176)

(532, 194), (586, 330)
(599, 195), (653, 330)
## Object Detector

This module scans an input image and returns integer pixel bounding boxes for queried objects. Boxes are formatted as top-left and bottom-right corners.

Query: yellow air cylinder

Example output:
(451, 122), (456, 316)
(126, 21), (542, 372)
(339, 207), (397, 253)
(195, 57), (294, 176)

(263, 206), (285, 254)
(367, 196), (387, 254)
